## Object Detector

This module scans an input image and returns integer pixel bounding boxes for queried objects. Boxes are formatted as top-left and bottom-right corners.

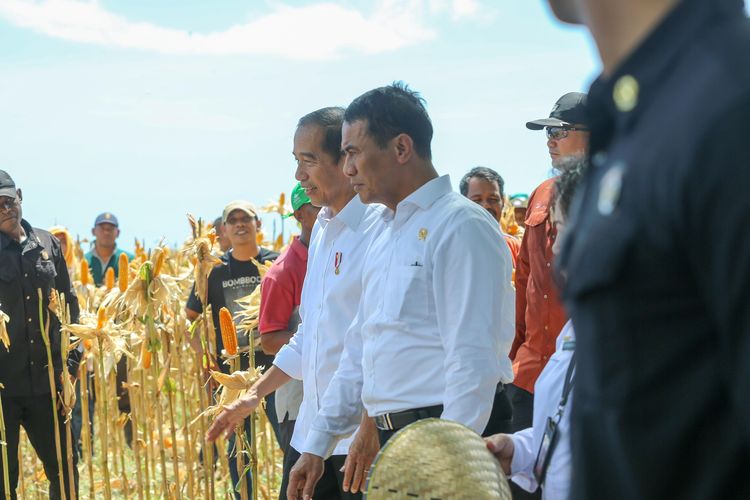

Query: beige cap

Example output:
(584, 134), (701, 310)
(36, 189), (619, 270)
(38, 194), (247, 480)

(222, 200), (258, 223)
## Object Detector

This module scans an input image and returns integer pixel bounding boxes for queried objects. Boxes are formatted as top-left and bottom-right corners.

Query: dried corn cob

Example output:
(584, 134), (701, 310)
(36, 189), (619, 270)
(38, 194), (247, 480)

(104, 267), (115, 289)
(81, 260), (91, 286)
(118, 253), (129, 292)
(218, 307), (237, 356)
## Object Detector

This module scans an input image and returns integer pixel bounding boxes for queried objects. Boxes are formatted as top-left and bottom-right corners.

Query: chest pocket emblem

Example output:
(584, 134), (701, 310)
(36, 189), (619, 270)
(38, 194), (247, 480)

(418, 228), (428, 241)
(598, 163), (625, 216)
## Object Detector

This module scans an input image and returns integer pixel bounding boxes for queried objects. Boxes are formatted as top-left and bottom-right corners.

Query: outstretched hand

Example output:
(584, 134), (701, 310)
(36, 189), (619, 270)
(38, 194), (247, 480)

(205, 393), (260, 442)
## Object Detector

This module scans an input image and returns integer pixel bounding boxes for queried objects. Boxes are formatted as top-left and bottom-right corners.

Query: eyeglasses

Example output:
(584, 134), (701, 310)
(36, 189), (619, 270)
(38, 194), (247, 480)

(545, 126), (588, 141)
(0, 198), (19, 212)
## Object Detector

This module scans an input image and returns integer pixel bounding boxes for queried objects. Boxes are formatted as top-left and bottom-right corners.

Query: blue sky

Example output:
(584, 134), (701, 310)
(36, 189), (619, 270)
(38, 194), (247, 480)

(1, 0), (601, 248)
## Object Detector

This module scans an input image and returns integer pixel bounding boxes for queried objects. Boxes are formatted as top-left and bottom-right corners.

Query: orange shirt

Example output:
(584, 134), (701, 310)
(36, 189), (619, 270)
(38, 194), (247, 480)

(511, 177), (567, 393)
(504, 234), (521, 269)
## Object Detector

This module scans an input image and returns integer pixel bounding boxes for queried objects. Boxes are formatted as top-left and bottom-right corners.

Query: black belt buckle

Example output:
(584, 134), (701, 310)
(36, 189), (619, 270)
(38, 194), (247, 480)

(374, 405), (443, 431)
(375, 413), (395, 431)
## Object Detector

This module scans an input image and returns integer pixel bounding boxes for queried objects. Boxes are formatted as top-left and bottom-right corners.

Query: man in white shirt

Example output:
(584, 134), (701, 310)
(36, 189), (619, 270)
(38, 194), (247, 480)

(207, 107), (381, 499)
(288, 83), (515, 499)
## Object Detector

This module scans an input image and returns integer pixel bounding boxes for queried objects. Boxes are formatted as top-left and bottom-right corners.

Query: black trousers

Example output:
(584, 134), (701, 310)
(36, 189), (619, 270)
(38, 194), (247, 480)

(0, 393), (79, 500)
(507, 383), (534, 432)
(281, 448), (361, 500)
(506, 384), (541, 500)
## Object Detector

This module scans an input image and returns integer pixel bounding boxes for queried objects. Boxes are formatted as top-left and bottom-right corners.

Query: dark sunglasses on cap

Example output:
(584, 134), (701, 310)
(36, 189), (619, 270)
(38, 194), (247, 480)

(545, 126), (588, 140)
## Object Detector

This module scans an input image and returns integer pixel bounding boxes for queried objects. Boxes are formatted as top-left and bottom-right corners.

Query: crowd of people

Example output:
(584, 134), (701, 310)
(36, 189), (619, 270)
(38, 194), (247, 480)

(1, 0), (749, 498)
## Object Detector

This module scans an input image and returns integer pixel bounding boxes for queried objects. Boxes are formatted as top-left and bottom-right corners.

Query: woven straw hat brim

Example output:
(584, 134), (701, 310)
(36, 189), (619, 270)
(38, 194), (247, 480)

(364, 418), (512, 499)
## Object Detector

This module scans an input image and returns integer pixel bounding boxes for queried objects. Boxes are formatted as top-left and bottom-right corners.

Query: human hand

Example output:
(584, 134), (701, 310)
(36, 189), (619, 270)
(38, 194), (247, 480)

(341, 418), (379, 493)
(485, 433), (514, 475)
(205, 393), (259, 441)
(287, 452), (325, 500)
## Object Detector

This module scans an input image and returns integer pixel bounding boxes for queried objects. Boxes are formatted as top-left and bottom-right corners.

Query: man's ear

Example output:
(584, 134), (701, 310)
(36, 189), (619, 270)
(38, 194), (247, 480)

(91, 227), (96, 237)
(392, 133), (414, 165)
(16, 188), (22, 202)
(115, 228), (121, 238)
(255, 217), (263, 231)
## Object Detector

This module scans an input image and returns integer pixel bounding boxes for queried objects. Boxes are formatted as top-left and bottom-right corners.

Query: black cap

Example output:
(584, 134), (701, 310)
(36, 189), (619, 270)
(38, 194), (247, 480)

(94, 212), (119, 227)
(0, 170), (16, 198)
(526, 92), (588, 130)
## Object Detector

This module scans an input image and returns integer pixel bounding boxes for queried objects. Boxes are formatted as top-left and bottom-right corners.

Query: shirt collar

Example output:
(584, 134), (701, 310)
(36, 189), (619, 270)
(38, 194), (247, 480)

(587, 0), (744, 154)
(1, 219), (35, 250)
(383, 175), (452, 222)
(91, 242), (119, 261)
(317, 194), (367, 231)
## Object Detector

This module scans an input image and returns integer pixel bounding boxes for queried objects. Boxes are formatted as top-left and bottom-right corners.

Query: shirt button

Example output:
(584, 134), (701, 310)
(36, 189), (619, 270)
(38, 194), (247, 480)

(543, 356), (548, 360)
(24, 273), (28, 278)
(30, 361), (34, 366)
(543, 294), (548, 299)
(544, 325), (549, 331)
(30, 339), (34, 344)
(546, 262), (551, 268)
(26, 295), (30, 300)
(27, 318), (32, 323)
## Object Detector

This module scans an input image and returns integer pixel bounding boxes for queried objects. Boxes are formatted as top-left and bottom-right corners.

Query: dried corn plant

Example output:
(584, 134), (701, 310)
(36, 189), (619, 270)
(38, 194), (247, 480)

(13, 217), (285, 500)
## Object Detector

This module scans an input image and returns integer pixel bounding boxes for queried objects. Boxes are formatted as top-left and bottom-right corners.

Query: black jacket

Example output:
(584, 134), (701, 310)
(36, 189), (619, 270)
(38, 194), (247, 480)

(559, 0), (750, 498)
(0, 219), (80, 397)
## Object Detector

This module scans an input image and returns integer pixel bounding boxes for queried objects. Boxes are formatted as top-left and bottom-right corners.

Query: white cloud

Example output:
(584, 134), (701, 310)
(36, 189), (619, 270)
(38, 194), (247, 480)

(428, 0), (483, 20)
(0, 0), (439, 60)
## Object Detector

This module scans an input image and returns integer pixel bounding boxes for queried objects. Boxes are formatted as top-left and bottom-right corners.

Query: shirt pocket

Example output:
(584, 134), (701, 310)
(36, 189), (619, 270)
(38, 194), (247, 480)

(34, 258), (57, 286)
(564, 212), (637, 299)
(383, 265), (429, 322)
(525, 203), (549, 228)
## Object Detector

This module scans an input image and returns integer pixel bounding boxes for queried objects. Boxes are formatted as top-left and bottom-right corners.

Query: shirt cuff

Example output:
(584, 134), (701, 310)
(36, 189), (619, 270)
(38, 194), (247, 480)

(301, 429), (339, 460)
(510, 431), (538, 493)
(273, 344), (303, 380)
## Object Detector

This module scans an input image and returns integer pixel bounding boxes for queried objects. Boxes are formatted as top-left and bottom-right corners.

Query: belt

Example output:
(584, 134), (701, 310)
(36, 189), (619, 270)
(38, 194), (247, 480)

(373, 384), (505, 432)
(374, 405), (444, 431)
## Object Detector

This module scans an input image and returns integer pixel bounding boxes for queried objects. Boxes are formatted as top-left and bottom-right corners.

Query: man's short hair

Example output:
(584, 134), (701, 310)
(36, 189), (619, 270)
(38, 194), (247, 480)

(554, 156), (589, 218)
(459, 166), (505, 198)
(297, 107), (346, 163)
(344, 82), (433, 160)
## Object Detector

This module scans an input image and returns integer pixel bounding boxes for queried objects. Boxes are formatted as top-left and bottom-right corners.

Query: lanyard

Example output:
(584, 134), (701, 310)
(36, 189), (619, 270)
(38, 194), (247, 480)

(533, 350), (577, 486)
(556, 351), (576, 418)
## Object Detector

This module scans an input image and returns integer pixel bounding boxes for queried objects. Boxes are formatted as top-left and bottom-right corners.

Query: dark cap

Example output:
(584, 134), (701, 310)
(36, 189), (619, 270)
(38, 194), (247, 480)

(526, 92), (588, 130)
(0, 170), (17, 198)
(94, 212), (119, 227)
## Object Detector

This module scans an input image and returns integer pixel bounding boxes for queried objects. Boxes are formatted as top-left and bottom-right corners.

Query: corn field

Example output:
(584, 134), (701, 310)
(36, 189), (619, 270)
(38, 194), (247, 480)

(3, 201), (294, 500)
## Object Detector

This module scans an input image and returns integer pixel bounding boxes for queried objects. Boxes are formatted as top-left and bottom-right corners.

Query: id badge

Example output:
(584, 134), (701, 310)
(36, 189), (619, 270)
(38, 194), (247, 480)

(533, 416), (561, 485)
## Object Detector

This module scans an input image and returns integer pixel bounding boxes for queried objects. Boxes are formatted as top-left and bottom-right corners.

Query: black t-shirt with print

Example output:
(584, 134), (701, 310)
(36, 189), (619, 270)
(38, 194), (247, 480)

(186, 247), (278, 371)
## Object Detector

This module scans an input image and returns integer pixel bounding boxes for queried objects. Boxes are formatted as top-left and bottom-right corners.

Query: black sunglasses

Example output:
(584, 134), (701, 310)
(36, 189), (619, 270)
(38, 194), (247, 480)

(545, 126), (588, 140)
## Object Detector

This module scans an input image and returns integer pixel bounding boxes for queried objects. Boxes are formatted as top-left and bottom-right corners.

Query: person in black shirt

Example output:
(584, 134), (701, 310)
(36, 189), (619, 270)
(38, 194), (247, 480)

(185, 200), (278, 499)
(0, 170), (79, 499)
(546, 0), (750, 498)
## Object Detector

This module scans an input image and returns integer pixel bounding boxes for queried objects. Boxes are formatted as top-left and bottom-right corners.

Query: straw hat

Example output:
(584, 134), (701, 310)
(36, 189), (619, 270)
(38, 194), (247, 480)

(364, 418), (512, 499)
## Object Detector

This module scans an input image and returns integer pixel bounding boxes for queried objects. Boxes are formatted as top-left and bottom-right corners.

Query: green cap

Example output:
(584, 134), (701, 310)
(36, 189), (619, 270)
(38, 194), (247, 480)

(283, 182), (312, 218)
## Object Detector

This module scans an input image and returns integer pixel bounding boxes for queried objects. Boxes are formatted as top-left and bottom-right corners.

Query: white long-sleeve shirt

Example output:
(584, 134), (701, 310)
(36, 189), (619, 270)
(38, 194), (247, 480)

(510, 320), (575, 500)
(304, 175), (515, 458)
(273, 195), (384, 456)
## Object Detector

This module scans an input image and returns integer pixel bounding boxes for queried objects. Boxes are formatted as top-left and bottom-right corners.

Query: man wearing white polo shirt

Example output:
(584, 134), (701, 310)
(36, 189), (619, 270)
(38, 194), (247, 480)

(207, 107), (381, 499)
(288, 83), (515, 499)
